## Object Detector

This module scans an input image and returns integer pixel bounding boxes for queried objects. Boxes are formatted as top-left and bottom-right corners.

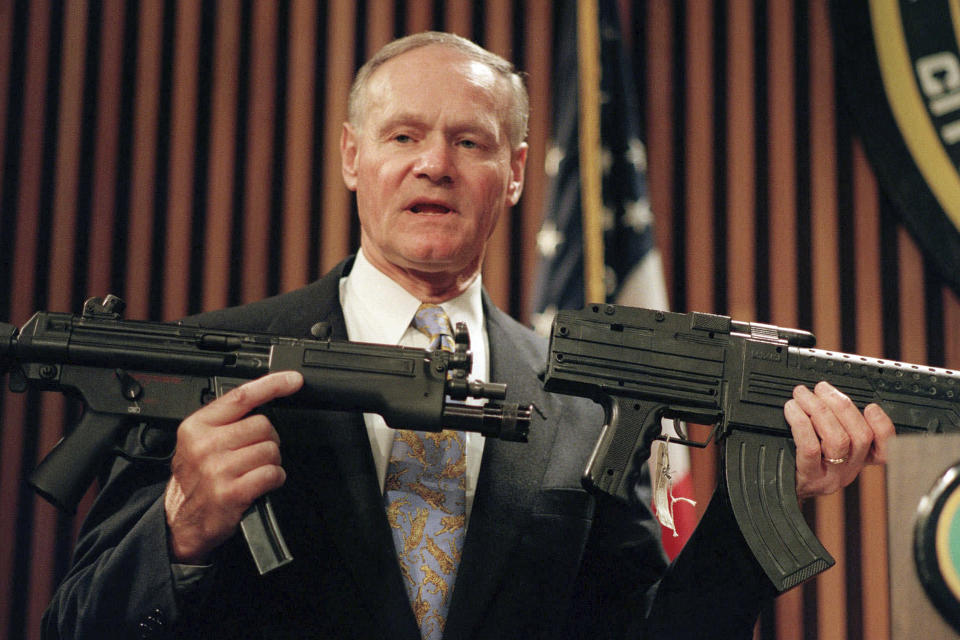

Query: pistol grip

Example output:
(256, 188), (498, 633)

(30, 410), (121, 513)
(240, 495), (293, 574)
(722, 431), (834, 592)
(582, 398), (661, 503)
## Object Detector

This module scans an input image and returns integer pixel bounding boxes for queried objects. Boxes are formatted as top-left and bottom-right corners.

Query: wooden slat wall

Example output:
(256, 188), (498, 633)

(1, 1), (958, 638)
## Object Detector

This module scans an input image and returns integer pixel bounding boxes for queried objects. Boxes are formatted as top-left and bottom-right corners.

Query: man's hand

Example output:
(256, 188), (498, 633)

(785, 381), (896, 499)
(164, 371), (304, 564)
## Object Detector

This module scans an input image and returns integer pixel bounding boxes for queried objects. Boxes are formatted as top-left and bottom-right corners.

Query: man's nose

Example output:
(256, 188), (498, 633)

(413, 138), (455, 183)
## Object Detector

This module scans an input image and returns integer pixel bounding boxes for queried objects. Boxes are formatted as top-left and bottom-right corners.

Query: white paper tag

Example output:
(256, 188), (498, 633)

(652, 437), (696, 537)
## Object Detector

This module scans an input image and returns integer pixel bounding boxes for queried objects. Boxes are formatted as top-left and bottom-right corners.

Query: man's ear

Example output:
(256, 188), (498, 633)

(507, 143), (528, 206)
(341, 122), (359, 192)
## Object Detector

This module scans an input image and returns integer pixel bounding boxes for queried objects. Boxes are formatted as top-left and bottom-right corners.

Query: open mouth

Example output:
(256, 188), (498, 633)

(410, 203), (452, 214)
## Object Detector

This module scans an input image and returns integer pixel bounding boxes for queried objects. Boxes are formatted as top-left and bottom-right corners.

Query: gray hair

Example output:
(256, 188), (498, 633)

(348, 31), (529, 148)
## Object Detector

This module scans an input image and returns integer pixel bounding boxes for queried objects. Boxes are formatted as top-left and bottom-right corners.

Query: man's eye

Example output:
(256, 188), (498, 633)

(458, 139), (478, 149)
(393, 134), (413, 143)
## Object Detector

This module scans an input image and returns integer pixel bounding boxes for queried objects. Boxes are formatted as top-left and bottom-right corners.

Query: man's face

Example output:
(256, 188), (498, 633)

(341, 45), (527, 283)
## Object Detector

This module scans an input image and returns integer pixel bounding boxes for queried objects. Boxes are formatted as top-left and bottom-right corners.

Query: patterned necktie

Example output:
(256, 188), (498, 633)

(384, 304), (466, 639)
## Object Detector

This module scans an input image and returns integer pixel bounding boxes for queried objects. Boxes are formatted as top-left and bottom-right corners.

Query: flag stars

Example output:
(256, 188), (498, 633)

(602, 206), (615, 232)
(604, 266), (618, 298)
(544, 144), (565, 178)
(531, 305), (558, 338)
(626, 137), (647, 173)
(623, 199), (652, 233)
(537, 220), (565, 259)
(601, 147), (613, 174)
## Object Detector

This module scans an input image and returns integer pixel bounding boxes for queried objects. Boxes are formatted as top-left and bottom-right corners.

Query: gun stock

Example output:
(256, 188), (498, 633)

(544, 304), (960, 592)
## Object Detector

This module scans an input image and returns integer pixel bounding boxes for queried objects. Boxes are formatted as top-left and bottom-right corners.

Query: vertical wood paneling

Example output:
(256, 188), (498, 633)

(481, 0), (514, 311)
(947, 289), (960, 367)
(645, 0), (675, 301)
(4, 3), (960, 638)
(766, 4), (804, 632)
(241, 0), (279, 304)
(684, 0), (718, 514)
(518, 0), (551, 326)
(202, 0), (242, 312)
(0, 0), (13, 189)
(279, 0), (318, 292)
(726, 0), (756, 321)
(319, 0), (355, 276)
(684, 0), (715, 315)
(124, 0), (164, 320)
(164, 0), (202, 319)
(26, 3), (87, 631)
(365, 0), (394, 53)
(3, 2), (51, 635)
(86, 0), (125, 299)
(767, 0), (798, 327)
(852, 139), (889, 640)
(406, 0), (433, 34)
(897, 228), (928, 363)
(446, 0), (473, 36)
(809, 4), (847, 639)
(766, 1), (806, 631)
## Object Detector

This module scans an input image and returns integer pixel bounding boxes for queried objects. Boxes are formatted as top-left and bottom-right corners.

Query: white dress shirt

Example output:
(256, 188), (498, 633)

(339, 249), (488, 519)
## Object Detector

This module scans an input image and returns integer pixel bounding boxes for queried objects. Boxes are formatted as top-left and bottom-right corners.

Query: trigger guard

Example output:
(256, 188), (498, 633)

(112, 423), (175, 464)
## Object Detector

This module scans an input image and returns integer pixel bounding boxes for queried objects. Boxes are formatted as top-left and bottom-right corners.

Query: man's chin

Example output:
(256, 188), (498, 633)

(397, 249), (482, 279)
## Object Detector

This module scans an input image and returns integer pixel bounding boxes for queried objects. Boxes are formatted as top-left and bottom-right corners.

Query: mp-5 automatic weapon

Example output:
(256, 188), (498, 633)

(0, 295), (532, 574)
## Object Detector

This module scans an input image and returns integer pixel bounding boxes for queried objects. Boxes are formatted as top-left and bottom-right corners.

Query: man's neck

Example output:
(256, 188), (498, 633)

(361, 246), (481, 303)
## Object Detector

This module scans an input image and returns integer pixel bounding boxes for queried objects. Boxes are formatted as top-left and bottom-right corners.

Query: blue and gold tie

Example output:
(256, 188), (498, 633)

(384, 304), (466, 639)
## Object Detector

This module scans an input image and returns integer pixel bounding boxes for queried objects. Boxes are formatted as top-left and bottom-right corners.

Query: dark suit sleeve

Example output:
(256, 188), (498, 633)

(41, 268), (350, 640)
(485, 302), (774, 639)
(41, 451), (180, 639)
(640, 490), (776, 639)
(564, 474), (772, 640)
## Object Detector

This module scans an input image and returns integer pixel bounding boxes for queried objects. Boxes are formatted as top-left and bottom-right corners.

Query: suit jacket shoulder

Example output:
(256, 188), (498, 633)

(187, 257), (352, 338)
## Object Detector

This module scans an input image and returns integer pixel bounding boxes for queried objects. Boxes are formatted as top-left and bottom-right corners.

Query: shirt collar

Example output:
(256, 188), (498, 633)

(340, 248), (485, 351)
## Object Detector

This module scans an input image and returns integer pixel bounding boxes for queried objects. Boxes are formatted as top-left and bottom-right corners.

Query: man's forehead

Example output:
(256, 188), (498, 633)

(361, 47), (508, 132)
(368, 45), (504, 100)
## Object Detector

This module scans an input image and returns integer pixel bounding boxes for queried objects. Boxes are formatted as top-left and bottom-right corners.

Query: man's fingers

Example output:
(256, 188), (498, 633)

(813, 381), (874, 463)
(791, 384), (852, 460)
(863, 403), (896, 464)
(195, 371), (303, 426)
(230, 464), (287, 508)
(217, 439), (283, 481)
(214, 414), (281, 451)
(785, 399), (822, 469)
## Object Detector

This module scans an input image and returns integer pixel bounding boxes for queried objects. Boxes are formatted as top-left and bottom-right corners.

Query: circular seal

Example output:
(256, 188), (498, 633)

(832, 1), (960, 295)
(914, 463), (960, 632)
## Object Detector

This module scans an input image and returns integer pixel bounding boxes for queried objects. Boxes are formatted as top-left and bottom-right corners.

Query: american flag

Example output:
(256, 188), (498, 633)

(530, 0), (694, 558)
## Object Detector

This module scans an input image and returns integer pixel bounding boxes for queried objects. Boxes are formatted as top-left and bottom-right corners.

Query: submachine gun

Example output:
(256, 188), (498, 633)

(542, 303), (960, 593)
(0, 295), (532, 574)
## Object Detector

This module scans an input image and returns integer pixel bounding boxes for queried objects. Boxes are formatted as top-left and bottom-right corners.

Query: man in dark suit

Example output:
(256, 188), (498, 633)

(42, 32), (895, 639)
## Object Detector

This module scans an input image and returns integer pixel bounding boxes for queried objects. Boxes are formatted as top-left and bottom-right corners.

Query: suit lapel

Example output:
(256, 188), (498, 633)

(262, 266), (554, 639)
(443, 298), (558, 639)
(266, 258), (420, 639)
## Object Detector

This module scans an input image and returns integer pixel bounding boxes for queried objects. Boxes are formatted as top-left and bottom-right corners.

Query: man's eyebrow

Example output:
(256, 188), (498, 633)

(375, 113), (426, 133)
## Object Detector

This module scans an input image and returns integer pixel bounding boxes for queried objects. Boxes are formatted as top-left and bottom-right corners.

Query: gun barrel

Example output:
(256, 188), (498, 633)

(446, 378), (507, 401)
(441, 402), (531, 442)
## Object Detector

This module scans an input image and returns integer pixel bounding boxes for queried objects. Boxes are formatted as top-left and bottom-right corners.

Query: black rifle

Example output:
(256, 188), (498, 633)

(542, 303), (960, 592)
(0, 295), (531, 574)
